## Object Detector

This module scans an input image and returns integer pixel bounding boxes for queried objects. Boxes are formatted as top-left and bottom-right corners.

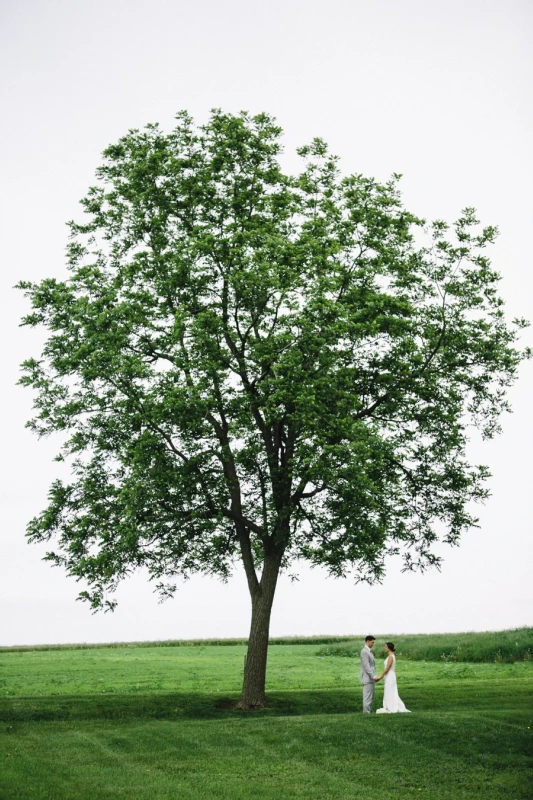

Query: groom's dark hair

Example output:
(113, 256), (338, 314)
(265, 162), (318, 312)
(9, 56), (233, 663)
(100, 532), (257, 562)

(365, 635), (375, 642)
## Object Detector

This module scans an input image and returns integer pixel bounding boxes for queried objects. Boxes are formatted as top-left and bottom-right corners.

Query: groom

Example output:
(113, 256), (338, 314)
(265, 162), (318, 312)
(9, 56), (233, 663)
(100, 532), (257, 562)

(360, 635), (380, 713)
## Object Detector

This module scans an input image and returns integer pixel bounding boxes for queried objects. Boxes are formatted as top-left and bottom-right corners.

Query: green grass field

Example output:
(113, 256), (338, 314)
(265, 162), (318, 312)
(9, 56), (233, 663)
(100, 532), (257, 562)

(1, 631), (532, 799)
(317, 628), (533, 663)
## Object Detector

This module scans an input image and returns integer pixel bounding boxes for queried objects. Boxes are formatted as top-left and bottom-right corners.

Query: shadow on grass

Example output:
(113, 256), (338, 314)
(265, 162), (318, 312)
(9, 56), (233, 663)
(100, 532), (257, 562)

(1, 680), (531, 723)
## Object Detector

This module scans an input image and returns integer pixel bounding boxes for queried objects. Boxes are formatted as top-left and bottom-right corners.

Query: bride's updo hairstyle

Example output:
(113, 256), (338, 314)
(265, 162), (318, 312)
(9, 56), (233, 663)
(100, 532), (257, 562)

(385, 642), (395, 652)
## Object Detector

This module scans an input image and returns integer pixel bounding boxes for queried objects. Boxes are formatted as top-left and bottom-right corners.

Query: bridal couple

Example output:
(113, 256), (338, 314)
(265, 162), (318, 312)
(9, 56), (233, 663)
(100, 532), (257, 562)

(360, 635), (411, 714)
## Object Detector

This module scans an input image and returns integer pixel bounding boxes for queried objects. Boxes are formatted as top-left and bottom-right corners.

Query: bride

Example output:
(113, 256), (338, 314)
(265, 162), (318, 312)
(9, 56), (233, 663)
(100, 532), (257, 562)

(375, 642), (411, 714)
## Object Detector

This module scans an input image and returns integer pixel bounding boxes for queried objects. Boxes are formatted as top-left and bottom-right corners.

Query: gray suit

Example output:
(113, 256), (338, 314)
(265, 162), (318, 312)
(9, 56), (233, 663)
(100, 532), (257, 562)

(360, 645), (376, 713)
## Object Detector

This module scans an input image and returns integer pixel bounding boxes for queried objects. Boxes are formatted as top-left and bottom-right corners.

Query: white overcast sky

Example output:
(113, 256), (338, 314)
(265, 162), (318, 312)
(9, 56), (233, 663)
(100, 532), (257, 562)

(1, 0), (532, 647)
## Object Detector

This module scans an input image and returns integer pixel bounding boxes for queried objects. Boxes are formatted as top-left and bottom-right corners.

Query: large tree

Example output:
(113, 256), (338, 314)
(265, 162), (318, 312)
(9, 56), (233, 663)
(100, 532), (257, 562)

(18, 111), (528, 707)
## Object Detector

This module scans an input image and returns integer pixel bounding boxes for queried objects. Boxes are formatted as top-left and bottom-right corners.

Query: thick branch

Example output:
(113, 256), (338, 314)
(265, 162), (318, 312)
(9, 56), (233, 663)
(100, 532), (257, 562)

(221, 509), (266, 538)
(235, 521), (260, 596)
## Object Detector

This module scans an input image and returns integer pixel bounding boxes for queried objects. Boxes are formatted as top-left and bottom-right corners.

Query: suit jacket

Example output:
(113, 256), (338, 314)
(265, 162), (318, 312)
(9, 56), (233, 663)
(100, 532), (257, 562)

(360, 645), (376, 684)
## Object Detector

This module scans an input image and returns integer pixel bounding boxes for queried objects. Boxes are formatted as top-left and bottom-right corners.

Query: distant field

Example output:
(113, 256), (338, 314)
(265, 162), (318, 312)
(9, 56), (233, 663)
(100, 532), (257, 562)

(0, 634), (348, 653)
(318, 627), (533, 663)
(3, 626), (531, 660)
(1, 630), (532, 799)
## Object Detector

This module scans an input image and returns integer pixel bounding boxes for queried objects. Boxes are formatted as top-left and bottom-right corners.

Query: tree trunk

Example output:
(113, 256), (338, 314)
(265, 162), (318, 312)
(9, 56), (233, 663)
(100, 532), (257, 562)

(237, 552), (281, 708)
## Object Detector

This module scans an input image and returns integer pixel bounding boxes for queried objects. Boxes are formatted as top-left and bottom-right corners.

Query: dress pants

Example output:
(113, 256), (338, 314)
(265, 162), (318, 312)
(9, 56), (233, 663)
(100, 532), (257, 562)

(362, 681), (375, 713)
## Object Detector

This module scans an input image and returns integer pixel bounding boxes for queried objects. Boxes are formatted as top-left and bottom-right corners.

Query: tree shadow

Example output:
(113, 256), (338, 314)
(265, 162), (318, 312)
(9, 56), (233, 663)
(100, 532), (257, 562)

(1, 681), (530, 723)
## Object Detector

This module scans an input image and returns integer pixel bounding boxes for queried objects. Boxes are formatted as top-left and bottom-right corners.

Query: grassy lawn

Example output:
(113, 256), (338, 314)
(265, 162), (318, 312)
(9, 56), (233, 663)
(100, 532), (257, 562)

(1, 633), (532, 798)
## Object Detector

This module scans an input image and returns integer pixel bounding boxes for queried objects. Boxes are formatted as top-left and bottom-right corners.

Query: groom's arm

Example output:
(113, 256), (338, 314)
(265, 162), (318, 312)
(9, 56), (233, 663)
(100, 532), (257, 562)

(360, 650), (375, 681)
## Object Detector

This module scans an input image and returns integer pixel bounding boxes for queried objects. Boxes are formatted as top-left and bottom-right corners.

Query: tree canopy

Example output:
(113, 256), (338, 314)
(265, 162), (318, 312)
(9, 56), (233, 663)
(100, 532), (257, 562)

(18, 110), (529, 706)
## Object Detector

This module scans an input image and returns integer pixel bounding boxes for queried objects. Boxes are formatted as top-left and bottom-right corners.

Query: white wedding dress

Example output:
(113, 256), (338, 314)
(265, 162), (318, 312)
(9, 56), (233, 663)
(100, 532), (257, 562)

(375, 655), (411, 714)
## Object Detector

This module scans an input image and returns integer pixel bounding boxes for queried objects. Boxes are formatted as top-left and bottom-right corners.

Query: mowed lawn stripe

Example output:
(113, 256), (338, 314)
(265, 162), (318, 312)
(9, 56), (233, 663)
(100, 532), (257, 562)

(1, 710), (531, 800)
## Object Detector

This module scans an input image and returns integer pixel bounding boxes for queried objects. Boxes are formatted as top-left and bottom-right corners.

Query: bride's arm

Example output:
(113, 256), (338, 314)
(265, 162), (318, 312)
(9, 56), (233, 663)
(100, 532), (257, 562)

(378, 655), (394, 680)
